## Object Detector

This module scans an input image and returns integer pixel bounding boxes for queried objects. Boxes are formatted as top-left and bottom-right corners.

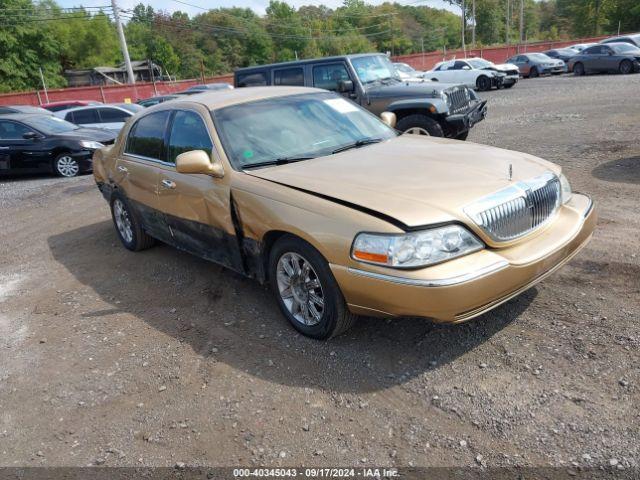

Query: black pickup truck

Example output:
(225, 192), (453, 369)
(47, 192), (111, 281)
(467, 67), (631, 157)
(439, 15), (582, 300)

(234, 53), (487, 140)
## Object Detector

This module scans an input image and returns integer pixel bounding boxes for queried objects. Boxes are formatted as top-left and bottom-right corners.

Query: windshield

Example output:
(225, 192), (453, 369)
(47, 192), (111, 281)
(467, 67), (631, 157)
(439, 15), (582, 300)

(611, 43), (640, 53)
(118, 104), (144, 113)
(529, 53), (552, 61)
(467, 59), (492, 69)
(213, 92), (397, 169)
(394, 63), (414, 74)
(351, 55), (400, 84)
(26, 115), (78, 134)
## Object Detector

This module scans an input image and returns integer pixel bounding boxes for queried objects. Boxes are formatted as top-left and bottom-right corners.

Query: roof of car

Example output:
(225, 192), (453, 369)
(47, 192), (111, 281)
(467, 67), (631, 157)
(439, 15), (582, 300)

(53, 104), (132, 116)
(235, 53), (385, 72)
(0, 112), (51, 122)
(151, 86), (327, 111)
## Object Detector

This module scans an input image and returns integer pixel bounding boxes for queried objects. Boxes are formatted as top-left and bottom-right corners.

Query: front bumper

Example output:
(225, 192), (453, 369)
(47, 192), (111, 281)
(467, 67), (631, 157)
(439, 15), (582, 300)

(543, 65), (567, 75)
(502, 74), (519, 85)
(71, 150), (95, 172)
(331, 193), (596, 323)
(444, 100), (488, 135)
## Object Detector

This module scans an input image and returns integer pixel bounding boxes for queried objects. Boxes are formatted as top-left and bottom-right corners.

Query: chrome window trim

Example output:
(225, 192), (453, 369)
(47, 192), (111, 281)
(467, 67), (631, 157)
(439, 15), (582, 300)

(347, 260), (509, 287)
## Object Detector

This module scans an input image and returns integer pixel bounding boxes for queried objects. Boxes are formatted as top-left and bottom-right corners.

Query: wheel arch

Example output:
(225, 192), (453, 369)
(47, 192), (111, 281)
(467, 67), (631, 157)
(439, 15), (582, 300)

(260, 229), (328, 283)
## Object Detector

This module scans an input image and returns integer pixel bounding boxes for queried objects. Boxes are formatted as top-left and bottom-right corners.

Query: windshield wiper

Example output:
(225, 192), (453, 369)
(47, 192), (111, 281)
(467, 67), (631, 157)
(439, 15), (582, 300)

(331, 138), (383, 154)
(242, 156), (315, 169)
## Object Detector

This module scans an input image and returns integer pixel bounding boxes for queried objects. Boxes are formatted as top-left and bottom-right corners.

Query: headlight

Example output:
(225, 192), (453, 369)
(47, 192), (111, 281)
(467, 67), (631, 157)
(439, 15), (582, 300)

(80, 140), (104, 149)
(559, 173), (572, 204)
(351, 225), (483, 269)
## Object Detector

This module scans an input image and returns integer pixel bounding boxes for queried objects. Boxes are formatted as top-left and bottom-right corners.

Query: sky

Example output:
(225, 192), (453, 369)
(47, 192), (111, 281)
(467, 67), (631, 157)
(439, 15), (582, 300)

(58, 0), (458, 17)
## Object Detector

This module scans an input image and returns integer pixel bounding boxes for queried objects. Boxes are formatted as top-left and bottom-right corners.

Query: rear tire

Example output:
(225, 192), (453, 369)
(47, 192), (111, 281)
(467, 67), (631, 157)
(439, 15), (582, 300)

(573, 62), (585, 76)
(110, 192), (155, 252)
(397, 114), (444, 137)
(619, 59), (633, 74)
(476, 75), (491, 91)
(529, 67), (539, 78)
(268, 235), (357, 340)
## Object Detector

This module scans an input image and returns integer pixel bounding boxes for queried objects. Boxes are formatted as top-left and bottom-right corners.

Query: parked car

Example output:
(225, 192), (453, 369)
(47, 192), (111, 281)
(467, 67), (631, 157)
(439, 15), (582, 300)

(180, 83), (233, 95)
(42, 100), (102, 112)
(600, 33), (640, 48)
(234, 53), (486, 140)
(0, 113), (115, 177)
(568, 42), (640, 75)
(393, 62), (425, 80)
(428, 59), (506, 90)
(53, 104), (142, 132)
(544, 48), (578, 63)
(568, 43), (597, 53)
(137, 95), (183, 107)
(93, 87), (595, 339)
(506, 53), (566, 77)
(0, 105), (52, 115)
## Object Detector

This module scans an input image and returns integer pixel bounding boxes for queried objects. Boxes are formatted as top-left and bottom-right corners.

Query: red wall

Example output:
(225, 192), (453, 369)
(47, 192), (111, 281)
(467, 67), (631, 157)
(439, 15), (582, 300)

(0, 34), (609, 106)
(0, 74), (234, 106)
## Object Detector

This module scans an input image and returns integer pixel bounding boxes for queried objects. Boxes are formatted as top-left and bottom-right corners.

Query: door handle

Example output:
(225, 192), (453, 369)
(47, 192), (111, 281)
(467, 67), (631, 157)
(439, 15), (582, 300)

(161, 179), (176, 189)
(117, 165), (128, 173)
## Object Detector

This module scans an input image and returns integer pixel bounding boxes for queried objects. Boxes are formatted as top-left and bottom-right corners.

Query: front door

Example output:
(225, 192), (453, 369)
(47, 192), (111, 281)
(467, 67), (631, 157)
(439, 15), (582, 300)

(116, 110), (172, 240)
(154, 109), (242, 272)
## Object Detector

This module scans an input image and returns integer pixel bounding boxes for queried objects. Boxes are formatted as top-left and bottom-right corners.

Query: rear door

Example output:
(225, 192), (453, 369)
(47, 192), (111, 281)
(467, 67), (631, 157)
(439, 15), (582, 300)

(116, 110), (172, 240)
(154, 108), (242, 271)
(0, 120), (49, 172)
(97, 107), (131, 131)
(582, 46), (604, 71)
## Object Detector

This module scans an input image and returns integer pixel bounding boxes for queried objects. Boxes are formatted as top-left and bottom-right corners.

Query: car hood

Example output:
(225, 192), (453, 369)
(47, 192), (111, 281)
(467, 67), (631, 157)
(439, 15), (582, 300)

(51, 128), (116, 143)
(365, 80), (466, 97)
(245, 135), (560, 228)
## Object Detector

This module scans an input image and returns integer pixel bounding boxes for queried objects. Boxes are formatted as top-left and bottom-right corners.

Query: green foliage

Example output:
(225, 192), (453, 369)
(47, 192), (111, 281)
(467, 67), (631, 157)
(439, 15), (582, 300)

(0, 0), (638, 93)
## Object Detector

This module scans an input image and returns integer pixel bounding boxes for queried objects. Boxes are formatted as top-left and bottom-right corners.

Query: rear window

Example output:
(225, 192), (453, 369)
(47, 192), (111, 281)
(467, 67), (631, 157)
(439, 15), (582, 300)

(273, 67), (304, 86)
(125, 111), (171, 161)
(236, 72), (267, 87)
(69, 109), (99, 124)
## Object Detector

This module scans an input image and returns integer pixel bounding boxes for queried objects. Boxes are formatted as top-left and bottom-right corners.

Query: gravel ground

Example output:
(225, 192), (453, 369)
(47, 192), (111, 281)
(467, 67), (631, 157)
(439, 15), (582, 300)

(0, 74), (638, 475)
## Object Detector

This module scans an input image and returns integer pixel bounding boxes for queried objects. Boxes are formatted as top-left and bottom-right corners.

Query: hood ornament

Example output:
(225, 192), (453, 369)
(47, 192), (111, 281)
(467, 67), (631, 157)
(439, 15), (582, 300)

(508, 163), (513, 181)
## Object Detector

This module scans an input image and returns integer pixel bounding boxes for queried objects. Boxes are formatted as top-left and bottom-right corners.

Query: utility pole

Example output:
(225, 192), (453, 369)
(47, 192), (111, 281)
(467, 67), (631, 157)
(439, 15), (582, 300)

(461, 0), (466, 54)
(38, 67), (49, 103)
(505, 0), (510, 45)
(472, 0), (476, 48)
(111, 0), (135, 84)
(519, 0), (524, 43)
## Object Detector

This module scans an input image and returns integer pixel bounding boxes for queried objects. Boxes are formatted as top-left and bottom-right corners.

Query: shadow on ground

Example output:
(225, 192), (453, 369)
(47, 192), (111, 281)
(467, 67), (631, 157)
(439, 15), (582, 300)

(48, 220), (535, 393)
(592, 156), (640, 185)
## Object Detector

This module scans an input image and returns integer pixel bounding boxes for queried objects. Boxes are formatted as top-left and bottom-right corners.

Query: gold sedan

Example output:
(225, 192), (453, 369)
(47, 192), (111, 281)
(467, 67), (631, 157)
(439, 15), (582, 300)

(93, 87), (596, 339)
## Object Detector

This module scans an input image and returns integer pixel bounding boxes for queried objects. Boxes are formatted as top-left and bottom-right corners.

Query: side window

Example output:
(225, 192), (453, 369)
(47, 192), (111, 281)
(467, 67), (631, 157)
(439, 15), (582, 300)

(125, 111), (171, 161)
(98, 108), (130, 122)
(70, 109), (99, 124)
(452, 61), (468, 70)
(236, 72), (267, 87)
(273, 67), (304, 86)
(584, 46), (600, 55)
(167, 111), (213, 165)
(312, 63), (350, 91)
(0, 121), (31, 140)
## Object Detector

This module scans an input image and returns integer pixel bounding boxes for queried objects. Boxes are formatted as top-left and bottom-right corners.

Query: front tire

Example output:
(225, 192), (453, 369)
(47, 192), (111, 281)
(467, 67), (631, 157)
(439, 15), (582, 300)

(573, 62), (585, 76)
(529, 67), (539, 78)
(503, 83), (515, 89)
(110, 193), (155, 252)
(455, 131), (469, 141)
(53, 153), (80, 177)
(619, 59), (633, 74)
(397, 114), (444, 137)
(476, 75), (491, 91)
(268, 235), (357, 340)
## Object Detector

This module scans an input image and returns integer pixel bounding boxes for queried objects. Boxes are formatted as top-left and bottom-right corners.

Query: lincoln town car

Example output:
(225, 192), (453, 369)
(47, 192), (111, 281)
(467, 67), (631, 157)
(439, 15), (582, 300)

(93, 87), (596, 339)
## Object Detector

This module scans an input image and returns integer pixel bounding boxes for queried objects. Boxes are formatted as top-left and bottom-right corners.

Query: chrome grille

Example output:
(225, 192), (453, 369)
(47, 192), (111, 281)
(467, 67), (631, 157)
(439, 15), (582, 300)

(464, 172), (561, 242)
(446, 87), (471, 114)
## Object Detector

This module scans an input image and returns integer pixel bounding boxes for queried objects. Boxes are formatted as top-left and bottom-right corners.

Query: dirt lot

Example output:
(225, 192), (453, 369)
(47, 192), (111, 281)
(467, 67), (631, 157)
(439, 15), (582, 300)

(0, 74), (638, 474)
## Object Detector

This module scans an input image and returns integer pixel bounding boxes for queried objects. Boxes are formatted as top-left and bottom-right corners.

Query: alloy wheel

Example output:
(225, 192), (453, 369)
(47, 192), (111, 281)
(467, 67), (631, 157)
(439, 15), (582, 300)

(276, 252), (325, 326)
(404, 127), (430, 136)
(113, 199), (134, 244)
(56, 155), (80, 177)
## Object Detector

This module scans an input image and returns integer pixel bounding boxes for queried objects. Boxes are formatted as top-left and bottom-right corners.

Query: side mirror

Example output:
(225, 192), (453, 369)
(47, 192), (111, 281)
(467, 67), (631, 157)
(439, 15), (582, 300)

(23, 131), (40, 140)
(337, 79), (354, 93)
(176, 150), (224, 178)
(380, 111), (397, 129)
